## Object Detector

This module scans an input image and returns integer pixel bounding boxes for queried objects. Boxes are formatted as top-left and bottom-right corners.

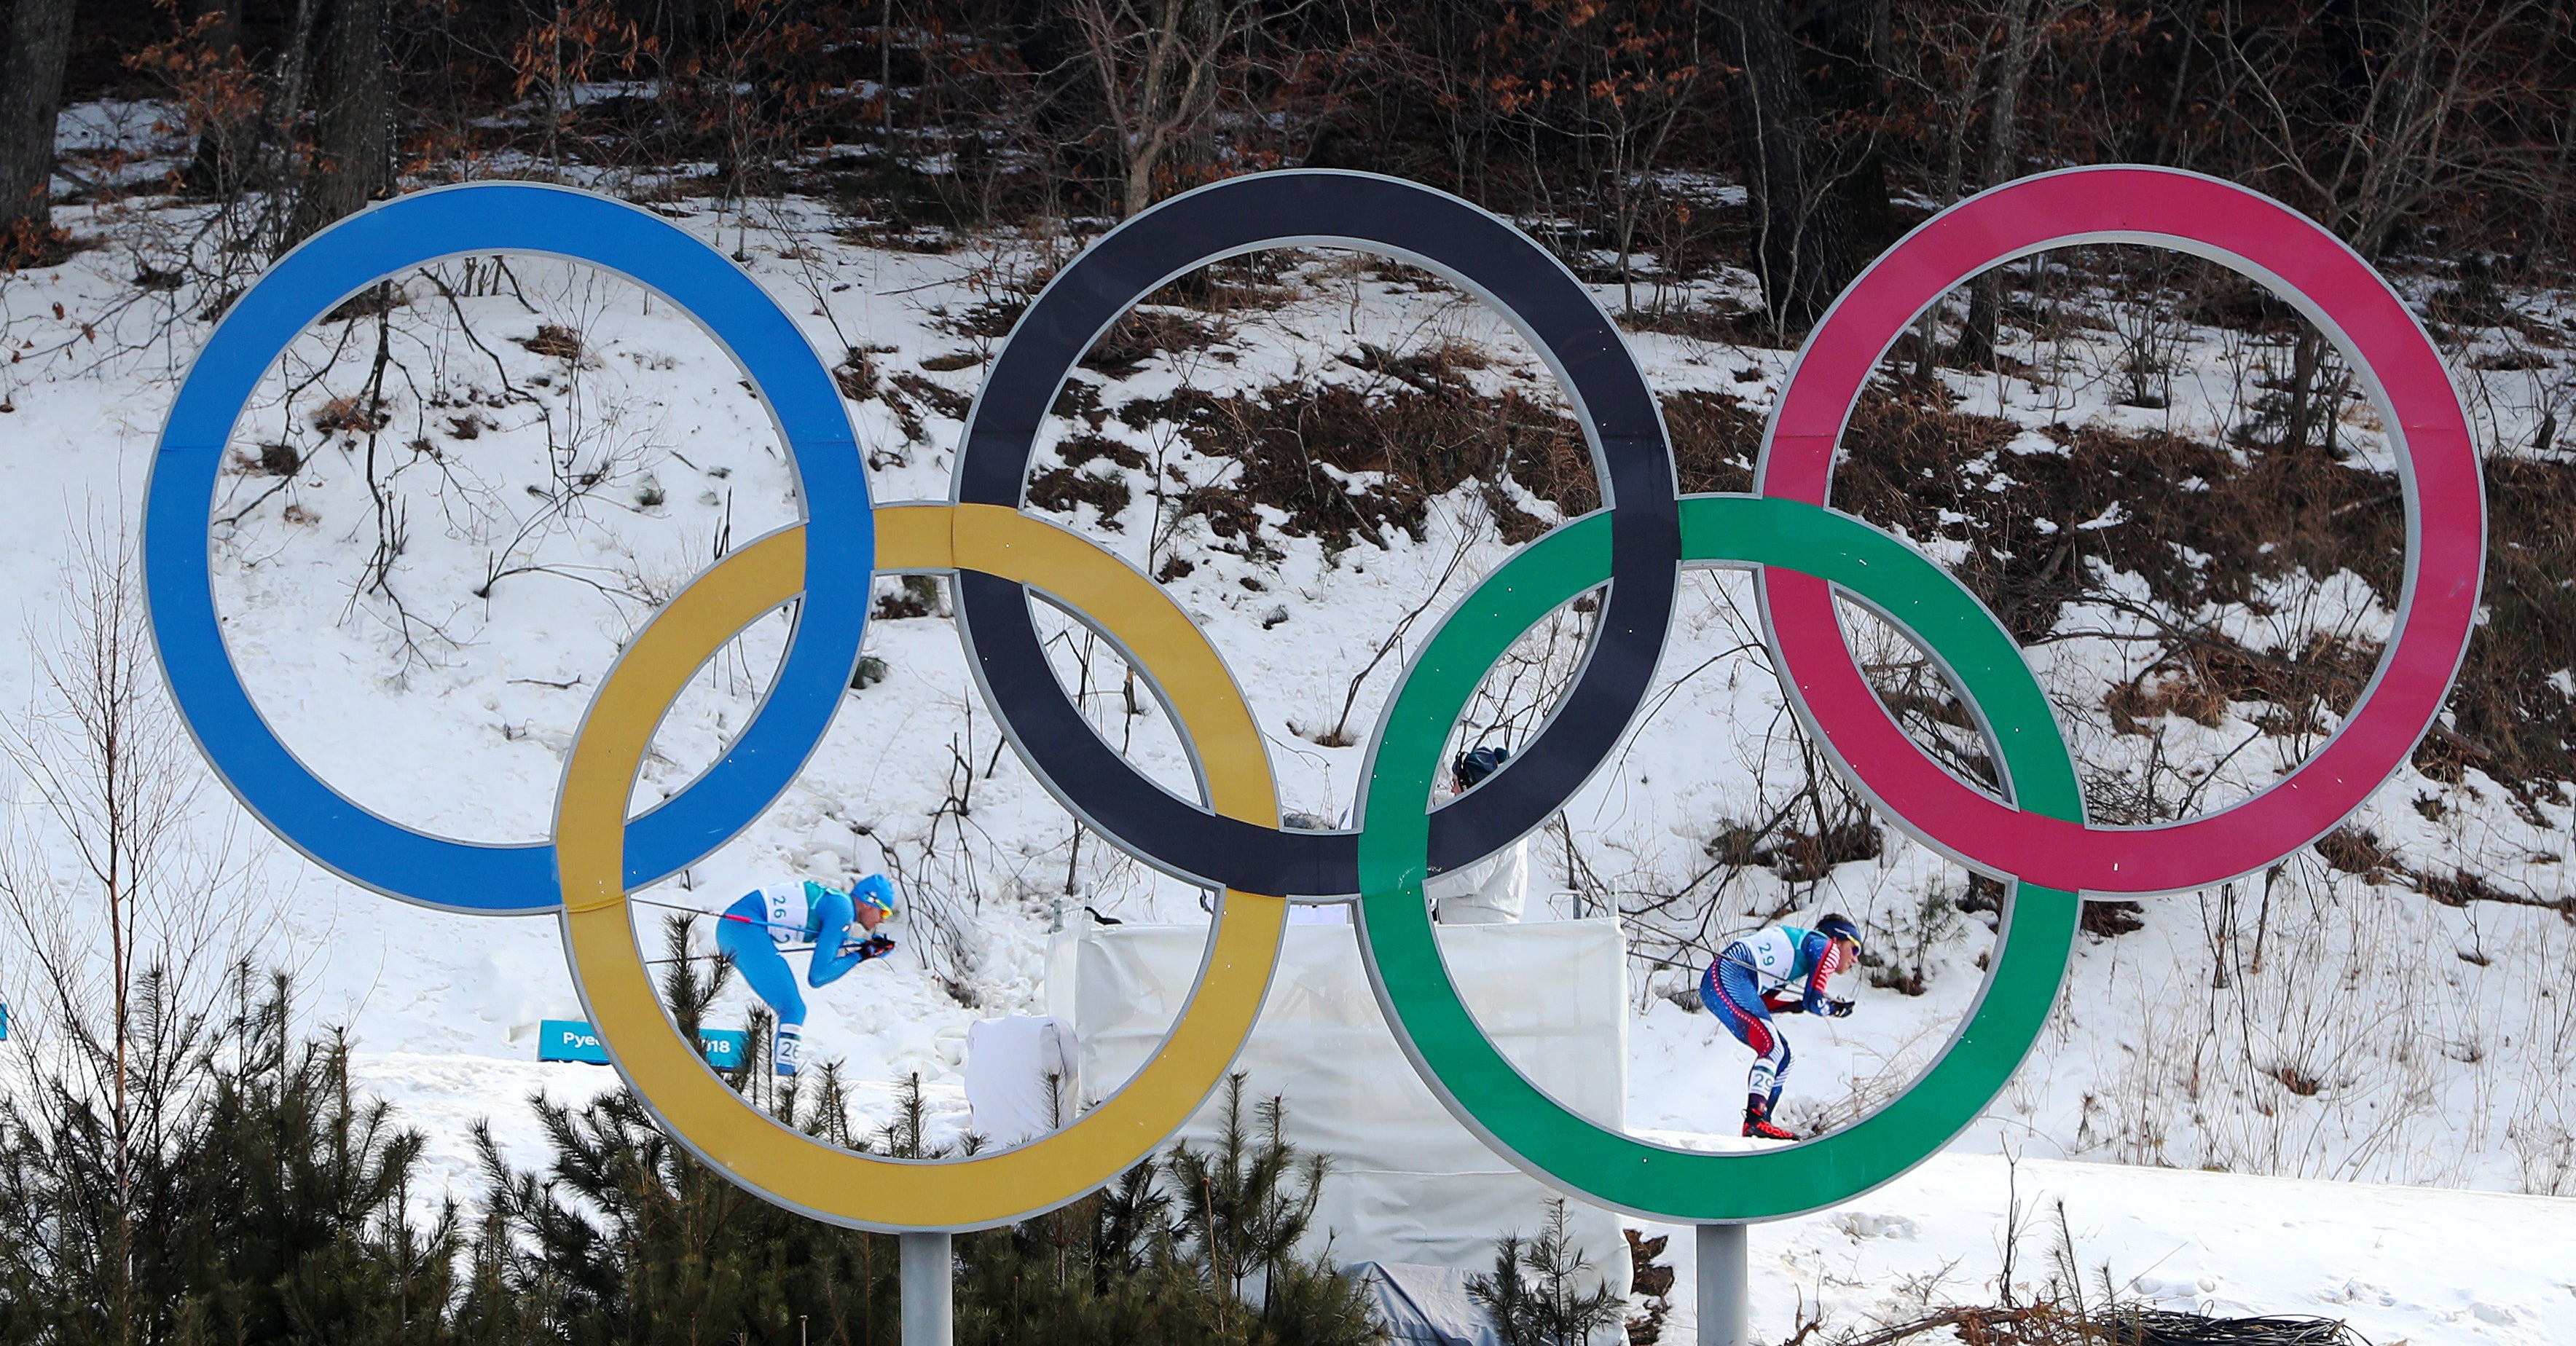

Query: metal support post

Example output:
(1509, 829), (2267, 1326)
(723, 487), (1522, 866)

(900, 1230), (953, 1346)
(1697, 1222), (1748, 1346)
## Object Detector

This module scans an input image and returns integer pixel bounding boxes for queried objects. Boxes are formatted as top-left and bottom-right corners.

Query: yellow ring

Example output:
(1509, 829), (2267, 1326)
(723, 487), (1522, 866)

(556, 504), (1289, 1230)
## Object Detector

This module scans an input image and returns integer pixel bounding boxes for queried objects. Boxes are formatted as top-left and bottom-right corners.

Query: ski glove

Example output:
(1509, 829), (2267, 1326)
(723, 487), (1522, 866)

(844, 934), (897, 961)
(1825, 998), (1856, 1018)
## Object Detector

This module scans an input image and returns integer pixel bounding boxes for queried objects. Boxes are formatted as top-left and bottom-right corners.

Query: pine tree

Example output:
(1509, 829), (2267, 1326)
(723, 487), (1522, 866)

(1, 953), (1384, 1346)
(1466, 1199), (1623, 1346)
(953, 1074), (1378, 1346)
(466, 1081), (900, 1345)
(0, 970), (471, 1346)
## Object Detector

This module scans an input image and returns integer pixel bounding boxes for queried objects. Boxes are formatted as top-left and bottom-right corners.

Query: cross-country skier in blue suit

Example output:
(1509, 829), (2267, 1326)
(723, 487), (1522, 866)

(716, 875), (897, 1077)
(1701, 913), (1862, 1140)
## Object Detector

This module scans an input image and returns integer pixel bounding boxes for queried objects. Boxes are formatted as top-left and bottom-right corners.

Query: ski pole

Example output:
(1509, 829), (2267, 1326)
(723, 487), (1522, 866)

(629, 894), (816, 940)
(646, 947), (815, 966)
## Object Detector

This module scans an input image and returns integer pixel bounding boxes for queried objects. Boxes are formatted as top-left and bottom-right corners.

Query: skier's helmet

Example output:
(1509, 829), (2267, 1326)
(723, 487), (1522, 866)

(852, 873), (898, 919)
(1816, 913), (1862, 952)
(1453, 746), (1510, 791)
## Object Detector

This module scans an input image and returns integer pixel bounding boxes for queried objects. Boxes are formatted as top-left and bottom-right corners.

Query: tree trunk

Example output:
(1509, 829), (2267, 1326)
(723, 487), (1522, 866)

(2280, 328), (2324, 450)
(1959, 0), (2038, 367)
(0, 0), (78, 247)
(1706, 0), (1851, 334)
(1122, 143), (1161, 219)
(288, 0), (391, 244)
(179, 0), (249, 194)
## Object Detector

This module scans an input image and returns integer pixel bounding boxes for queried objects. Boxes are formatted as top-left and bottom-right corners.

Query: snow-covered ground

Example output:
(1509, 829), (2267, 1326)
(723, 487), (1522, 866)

(339, 1052), (2576, 1342)
(7, 118), (2576, 1334)
(1629, 1149), (2576, 1345)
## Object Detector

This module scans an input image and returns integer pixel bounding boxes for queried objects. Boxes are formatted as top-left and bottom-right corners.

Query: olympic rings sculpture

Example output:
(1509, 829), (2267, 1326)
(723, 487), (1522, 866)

(143, 168), (2479, 1230)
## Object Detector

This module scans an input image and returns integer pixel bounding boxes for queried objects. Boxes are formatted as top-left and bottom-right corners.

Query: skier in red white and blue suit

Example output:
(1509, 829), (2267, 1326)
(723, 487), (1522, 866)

(1702, 914), (1863, 1140)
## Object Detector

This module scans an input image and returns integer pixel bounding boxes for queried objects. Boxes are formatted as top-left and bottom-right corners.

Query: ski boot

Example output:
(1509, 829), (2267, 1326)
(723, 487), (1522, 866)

(1742, 1102), (1796, 1141)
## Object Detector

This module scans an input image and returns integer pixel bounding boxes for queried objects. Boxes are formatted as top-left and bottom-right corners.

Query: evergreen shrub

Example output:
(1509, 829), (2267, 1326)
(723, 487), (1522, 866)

(0, 940), (1383, 1345)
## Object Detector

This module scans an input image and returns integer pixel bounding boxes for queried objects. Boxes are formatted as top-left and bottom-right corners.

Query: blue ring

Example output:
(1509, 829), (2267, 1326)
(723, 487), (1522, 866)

(144, 184), (871, 914)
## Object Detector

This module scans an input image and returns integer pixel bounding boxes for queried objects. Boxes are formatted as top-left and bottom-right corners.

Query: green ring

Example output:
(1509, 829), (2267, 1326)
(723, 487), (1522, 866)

(1353, 495), (2083, 1223)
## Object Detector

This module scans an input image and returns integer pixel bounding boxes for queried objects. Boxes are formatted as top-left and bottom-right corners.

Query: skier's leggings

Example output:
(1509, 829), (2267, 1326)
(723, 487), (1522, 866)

(718, 900), (806, 1028)
(1703, 947), (1790, 1106)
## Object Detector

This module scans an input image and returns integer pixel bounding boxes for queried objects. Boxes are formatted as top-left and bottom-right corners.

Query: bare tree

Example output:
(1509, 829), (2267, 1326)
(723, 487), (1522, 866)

(2220, 0), (2548, 446)
(1955, 0), (2080, 367)
(1593, 28), (1718, 316)
(0, 516), (263, 1211)
(0, 0), (76, 253)
(1071, 0), (1297, 218)
(289, 0), (393, 241)
(1705, 0), (1855, 331)
(2223, 0), (2549, 262)
(1882, 0), (2002, 375)
(1482, 3), (1717, 314)
(152, 0), (256, 197)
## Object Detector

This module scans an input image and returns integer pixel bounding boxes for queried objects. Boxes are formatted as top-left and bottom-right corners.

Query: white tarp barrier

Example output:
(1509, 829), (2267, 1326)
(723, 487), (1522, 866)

(1042, 916), (1630, 1296)
(1351, 1262), (1503, 1346)
(962, 1015), (1075, 1146)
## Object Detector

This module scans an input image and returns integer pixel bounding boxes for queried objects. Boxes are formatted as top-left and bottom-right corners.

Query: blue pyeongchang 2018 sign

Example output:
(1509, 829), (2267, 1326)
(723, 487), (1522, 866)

(542, 1019), (745, 1068)
(699, 1028), (750, 1068)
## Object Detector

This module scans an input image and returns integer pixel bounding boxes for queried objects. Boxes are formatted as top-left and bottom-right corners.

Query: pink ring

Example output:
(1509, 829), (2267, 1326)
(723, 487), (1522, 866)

(1756, 167), (2482, 896)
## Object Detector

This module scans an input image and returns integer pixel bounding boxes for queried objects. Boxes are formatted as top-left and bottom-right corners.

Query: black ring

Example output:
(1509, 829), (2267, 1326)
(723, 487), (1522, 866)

(952, 171), (1678, 897)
